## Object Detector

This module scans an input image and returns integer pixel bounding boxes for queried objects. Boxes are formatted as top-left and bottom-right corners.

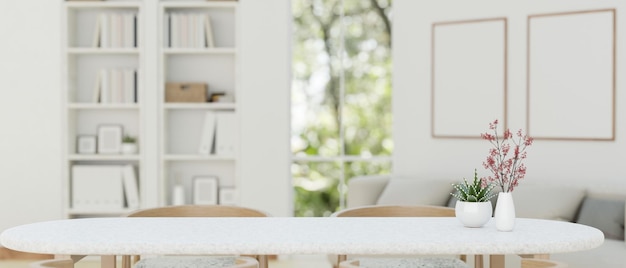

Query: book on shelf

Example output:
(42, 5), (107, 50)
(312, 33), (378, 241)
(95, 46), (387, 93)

(205, 15), (215, 48)
(122, 164), (140, 209)
(95, 68), (138, 104)
(124, 13), (134, 48)
(110, 69), (120, 102)
(91, 14), (101, 48)
(124, 69), (135, 103)
(134, 70), (138, 103)
(171, 13), (178, 48)
(100, 69), (109, 103)
(215, 111), (237, 156)
(165, 13), (215, 48)
(198, 111), (217, 154)
(164, 13), (170, 47)
(100, 13), (109, 48)
(93, 12), (138, 48)
(72, 165), (124, 211)
(92, 71), (101, 103)
(110, 13), (119, 48)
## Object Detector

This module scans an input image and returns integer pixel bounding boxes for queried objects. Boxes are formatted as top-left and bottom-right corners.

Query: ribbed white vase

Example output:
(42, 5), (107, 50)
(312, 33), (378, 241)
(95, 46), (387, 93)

(494, 192), (515, 231)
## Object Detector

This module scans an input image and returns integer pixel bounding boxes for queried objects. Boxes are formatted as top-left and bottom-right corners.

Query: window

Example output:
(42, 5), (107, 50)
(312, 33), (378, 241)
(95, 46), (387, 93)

(291, 0), (393, 217)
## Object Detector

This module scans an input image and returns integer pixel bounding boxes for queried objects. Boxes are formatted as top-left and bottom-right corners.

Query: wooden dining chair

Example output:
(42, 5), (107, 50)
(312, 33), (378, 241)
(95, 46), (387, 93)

(332, 205), (477, 268)
(339, 258), (466, 268)
(29, 259), (73, 268)
(340, 257), (567, 268)
(122, 205), (269, 268)
(134, 256), (259, 268)
(521, 258), (568, 268)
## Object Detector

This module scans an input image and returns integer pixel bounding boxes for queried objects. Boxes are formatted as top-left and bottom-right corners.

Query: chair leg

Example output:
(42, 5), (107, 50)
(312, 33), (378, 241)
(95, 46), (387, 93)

(474, 255), (484, 268)
(121, 256), (130, 268)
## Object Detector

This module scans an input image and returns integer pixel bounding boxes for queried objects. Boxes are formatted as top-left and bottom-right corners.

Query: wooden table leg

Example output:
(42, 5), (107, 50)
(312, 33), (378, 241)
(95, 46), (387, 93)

(101, 255), (116, 268)
(257, 255), (269, 268)
(337, 255), (347, 267)
(489, 255), (505, 268)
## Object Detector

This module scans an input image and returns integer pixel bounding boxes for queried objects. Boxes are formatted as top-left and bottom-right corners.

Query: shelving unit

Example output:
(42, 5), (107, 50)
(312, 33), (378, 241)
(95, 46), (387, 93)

(62, 0), (145, 218)
(158, 1), (240, 206)
(61, 0), (240, 218)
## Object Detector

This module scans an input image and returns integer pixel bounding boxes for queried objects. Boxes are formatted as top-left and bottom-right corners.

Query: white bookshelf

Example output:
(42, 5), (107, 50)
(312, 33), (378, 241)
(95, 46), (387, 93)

(62, 0), (145, 219)
(61, 0), (241, 217)
(158, 1), (240, 206)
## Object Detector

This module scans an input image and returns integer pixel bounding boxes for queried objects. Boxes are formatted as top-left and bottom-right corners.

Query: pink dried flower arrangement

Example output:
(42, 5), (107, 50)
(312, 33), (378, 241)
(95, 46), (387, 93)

(481, 120), (533, 192)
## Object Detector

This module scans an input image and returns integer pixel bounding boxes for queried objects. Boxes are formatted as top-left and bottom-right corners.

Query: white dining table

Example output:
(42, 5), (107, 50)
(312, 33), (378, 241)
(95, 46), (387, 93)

(0, 217), (604, 268)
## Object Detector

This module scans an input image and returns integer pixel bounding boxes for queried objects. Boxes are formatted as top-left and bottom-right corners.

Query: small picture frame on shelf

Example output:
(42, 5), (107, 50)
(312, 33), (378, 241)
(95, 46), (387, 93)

(76, 135), (97, 154)
(219, 187), (238, 205)
(97, 125), (123, 154)
(193, 176), (219, 205)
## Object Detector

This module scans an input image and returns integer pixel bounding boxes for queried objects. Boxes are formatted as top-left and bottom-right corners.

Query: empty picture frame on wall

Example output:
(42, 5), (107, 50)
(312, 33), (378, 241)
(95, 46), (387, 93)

(97, 125), (123, 154)
(431, 17), (508, 139)
(527, 9), (615, 141)
(193, 176), (218, 205)
(77, 135), (97, 154)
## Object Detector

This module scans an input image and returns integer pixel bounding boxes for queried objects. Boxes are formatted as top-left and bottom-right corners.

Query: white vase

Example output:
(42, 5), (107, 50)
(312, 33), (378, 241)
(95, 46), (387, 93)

(455, 200), (492, 228)
(172, 185), (185, 205)
(495, 192), (516, 231)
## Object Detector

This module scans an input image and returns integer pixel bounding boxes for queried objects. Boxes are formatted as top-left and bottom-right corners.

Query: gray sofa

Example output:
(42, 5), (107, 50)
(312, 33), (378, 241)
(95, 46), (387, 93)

(346, 175), (626, 268)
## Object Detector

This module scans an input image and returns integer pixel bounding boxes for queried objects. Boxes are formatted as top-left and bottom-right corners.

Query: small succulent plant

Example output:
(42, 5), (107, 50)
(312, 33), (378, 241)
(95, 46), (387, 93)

(451, 169), (497, 202)
(122, 135), (136, 143)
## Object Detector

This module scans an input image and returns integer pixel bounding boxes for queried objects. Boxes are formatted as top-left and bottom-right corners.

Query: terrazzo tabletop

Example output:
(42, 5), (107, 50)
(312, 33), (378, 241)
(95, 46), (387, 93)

(0, 217), (604, 256)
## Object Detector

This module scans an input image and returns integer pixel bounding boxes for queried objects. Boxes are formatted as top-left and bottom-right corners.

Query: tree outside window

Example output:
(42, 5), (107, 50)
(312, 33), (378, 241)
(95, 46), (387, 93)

(292, 0), (393, 217)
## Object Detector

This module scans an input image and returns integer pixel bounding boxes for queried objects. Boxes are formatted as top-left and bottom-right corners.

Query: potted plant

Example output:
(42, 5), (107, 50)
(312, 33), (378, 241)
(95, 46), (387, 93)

(121, 135), (138, 155)
(451, 169), (496, 228)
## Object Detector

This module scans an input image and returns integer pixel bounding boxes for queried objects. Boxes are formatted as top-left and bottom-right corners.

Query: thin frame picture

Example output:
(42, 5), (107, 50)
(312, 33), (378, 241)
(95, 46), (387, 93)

(97, 125), (123, 154)
(76, 135), (97, 154)
(193, 176), (219, 205)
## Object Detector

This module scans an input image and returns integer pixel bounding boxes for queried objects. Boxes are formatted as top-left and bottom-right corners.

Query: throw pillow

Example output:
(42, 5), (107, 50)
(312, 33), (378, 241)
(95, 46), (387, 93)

(513, 184), (585, 222)
(376, 179), (453, 206)
(576, 197), (625, 240)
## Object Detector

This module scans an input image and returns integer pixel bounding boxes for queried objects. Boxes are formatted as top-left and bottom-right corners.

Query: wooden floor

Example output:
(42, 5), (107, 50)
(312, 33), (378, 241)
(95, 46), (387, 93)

(0, 255), (333, 268)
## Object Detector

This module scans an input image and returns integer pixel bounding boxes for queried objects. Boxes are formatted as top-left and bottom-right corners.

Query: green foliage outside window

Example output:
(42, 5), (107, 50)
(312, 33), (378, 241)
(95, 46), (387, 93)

(292, 0), (393, 217)
(292, 0), (393, 216)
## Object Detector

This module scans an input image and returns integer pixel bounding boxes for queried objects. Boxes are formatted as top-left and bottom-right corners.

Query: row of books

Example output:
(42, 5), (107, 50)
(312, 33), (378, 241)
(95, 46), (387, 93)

(199, 111), (237, 156)
(93, 68), (138, 103)
(164, 13), (215, 48)
(93, 13), (138, 48)
(72, 164), (140, 210)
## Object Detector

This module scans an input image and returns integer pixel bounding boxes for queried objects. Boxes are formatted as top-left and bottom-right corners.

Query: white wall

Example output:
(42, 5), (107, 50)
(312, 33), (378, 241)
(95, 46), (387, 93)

(239, 0), (291, 216)
(0, 0), (292, 232)
(393, 0), (626, 185)
(0, 0), (63, 230)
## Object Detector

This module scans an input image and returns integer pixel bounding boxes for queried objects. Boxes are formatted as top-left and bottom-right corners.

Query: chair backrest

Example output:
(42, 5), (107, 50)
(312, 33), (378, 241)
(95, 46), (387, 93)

(30, 259), (73, 268)
(123, 205), (269, 268)
(332, 205), (463, 268)
(521, 258), (567, 268)
(126, 205), (269, 217)
(333, 205), (455, 217)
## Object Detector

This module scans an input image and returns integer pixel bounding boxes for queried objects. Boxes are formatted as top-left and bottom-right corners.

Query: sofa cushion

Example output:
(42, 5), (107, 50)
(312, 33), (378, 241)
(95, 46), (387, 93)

(512, 184), (586, 222)
(576, 196), (625, 240)
(347, 175), (391, 208)
(376, 179), (453, 207)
